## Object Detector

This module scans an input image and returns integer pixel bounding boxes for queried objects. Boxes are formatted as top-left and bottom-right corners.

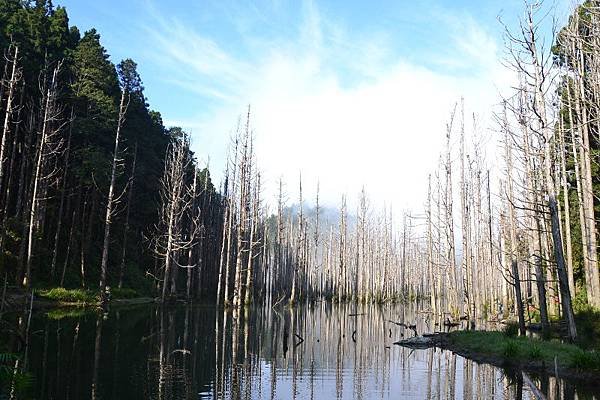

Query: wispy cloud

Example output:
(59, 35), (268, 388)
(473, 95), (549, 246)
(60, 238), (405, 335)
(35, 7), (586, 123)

(143, 0), (509, 212)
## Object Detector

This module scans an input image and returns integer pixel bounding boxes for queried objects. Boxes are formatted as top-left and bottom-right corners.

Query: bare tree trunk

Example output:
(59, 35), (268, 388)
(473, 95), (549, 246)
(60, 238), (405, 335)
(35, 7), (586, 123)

(118, 142), (137, 289)
(558, 116), (575, 297)
(232, 119), (250, 308)
(50, 108), (74, 279)
(529, 15), (577, 339)
(154, 133), (199, 303)
(504, 113), (526, 336)
(216, 190), (229, 304)
(99, 90), (128, 303)
(518, 91), (550, 335)
(186, 168), (198, 300)
(24, 63), (62, 288)
(445, 108), (458, 315)
(290, 175), (303, 305)
(459, 100), (472, 319)
(244, 174), (259, 305)
(427, 175), (437, 314)
(572, 16), (600, 307)
(0, 46), (19, 191)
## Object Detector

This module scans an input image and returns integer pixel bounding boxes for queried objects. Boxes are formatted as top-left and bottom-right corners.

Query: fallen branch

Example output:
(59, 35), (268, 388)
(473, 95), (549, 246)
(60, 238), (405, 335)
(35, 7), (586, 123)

(272, 294), (286, 309)
(294, 333), (304, 347)
(388, 320), (417, 335)
(522, 372), (546, 400)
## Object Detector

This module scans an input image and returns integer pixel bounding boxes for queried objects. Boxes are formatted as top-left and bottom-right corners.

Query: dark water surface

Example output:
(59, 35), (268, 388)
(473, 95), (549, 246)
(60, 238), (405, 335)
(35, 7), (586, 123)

(2, 302), (598, 399)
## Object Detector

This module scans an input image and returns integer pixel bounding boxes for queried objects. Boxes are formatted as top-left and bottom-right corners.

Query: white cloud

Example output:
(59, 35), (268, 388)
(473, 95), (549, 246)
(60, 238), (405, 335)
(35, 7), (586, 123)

(147, 1), (513, 214)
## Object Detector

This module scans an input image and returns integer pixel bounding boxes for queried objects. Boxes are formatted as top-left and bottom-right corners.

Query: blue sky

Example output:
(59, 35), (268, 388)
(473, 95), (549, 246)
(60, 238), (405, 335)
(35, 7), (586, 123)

(55, 0), (571, 211)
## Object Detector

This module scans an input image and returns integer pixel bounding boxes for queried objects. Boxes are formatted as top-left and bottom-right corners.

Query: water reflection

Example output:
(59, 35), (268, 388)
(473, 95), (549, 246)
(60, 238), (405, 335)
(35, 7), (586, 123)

(1, 303), (597, 399)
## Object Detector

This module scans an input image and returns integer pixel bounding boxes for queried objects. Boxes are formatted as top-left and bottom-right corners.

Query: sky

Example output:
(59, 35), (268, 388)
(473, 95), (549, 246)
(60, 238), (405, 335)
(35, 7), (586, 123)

(55, 0), (572, 213)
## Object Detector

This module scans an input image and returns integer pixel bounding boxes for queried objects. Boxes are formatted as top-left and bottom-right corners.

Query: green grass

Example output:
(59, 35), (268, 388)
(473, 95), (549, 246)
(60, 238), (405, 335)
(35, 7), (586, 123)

(45, 308), (91, 320)
(570, 349), (600, 370)
(36, 287), (142, 304)
(502, 321), (519, 338)
(37, 288), (98, 304)
(528, 343), (543, 360)
(448, 330), (600, 372)
(502, 340), (519, 358)
(573, 307), (600, 349)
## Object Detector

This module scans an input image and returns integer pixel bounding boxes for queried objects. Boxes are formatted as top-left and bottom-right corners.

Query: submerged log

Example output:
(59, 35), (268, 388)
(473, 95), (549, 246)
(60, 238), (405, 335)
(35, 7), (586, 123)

(443, 318), (460, 327)
(522, 372), (547, 400)
(394, 335), (440, 348)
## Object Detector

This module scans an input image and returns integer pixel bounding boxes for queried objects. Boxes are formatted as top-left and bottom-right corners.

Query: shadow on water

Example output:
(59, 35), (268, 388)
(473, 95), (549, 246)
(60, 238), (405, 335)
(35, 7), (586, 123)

(1, 302), (598, 399)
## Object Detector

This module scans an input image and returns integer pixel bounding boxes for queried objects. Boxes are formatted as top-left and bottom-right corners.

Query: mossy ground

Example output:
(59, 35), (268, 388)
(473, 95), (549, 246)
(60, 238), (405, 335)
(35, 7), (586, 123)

(36, 287), (141, 305)
(447, 330), (600, 373)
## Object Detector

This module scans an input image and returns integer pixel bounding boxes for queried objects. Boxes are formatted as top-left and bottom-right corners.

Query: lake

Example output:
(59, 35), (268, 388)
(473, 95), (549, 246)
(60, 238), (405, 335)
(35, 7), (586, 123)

(1, 302), (598, 399)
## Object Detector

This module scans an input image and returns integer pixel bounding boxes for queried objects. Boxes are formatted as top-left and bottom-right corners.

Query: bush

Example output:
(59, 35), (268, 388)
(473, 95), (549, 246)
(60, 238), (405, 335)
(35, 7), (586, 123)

(503, 322), (519, 338)
(573, 306), (600, 349)
(572, 286), (590, 313)
(570, 350), (600, 371)
(529, 309), (541, 323)
(502, 340), (519, 359)
(0, 353), (34, 398)
(528, 343), (543, 360)
(121, 263), (155, 296)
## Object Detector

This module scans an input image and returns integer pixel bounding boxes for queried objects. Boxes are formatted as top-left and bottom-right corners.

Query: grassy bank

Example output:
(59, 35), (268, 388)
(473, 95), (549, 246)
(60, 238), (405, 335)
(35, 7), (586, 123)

(36, 287), (141, 304)
(1, 287), (153, 309)
(445, 330), (600, 376)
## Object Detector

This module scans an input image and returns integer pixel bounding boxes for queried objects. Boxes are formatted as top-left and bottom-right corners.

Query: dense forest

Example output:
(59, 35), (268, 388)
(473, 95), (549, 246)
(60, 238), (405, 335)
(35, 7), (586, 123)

(0, 0), (222, 301)
(1, 0), (600, 345)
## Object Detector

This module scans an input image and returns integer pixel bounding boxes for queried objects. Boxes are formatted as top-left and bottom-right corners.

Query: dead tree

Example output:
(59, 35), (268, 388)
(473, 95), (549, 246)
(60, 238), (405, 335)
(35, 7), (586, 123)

(98, 88), (129, 302)
(153, 133), (200, 302)
(118, 142), (137, 289)
(23, 62), (66, 287)
(0, 45), (20, 192)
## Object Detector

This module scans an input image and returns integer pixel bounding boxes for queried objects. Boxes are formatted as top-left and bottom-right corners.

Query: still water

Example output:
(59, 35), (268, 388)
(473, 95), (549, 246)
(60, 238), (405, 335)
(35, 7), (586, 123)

(2, 302), (598, 399)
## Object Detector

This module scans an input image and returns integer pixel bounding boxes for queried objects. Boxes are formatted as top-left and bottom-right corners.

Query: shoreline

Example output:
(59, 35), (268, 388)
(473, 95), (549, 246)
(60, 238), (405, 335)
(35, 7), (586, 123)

(3, 293), (599, 395)
(395, 330), (600, 391)
(1, 291), (156, 312)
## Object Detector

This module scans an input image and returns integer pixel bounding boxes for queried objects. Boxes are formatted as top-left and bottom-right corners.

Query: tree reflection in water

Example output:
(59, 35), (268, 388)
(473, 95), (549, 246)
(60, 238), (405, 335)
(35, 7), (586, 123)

(1, 302), (597, 400)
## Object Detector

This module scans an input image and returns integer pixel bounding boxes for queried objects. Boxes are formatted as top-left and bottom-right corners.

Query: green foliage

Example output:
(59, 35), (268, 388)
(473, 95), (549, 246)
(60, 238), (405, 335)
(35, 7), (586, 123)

(0, 0), (222, 299)
(528, 309), (541, 323)
(502, 340), (519, 358)
(573, 307), (600, 349)
(555, 1), (600, 308)
(36, 286), (143, 306)
(481, 301), (491, 319)
(117, 264), (155, 296)
(449, 330), (600, 373)
(0, 352), (17, 365)
(573, 287), (590, 313)
(0, 353), (34, 399)
(449, 305), (461, 320)
(528, 344), (543, 360)
(37, 288), (98, 303)
(46, 308), (90, 320)
(503, 322), (519, 338)
(570, 350), (600, 371)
